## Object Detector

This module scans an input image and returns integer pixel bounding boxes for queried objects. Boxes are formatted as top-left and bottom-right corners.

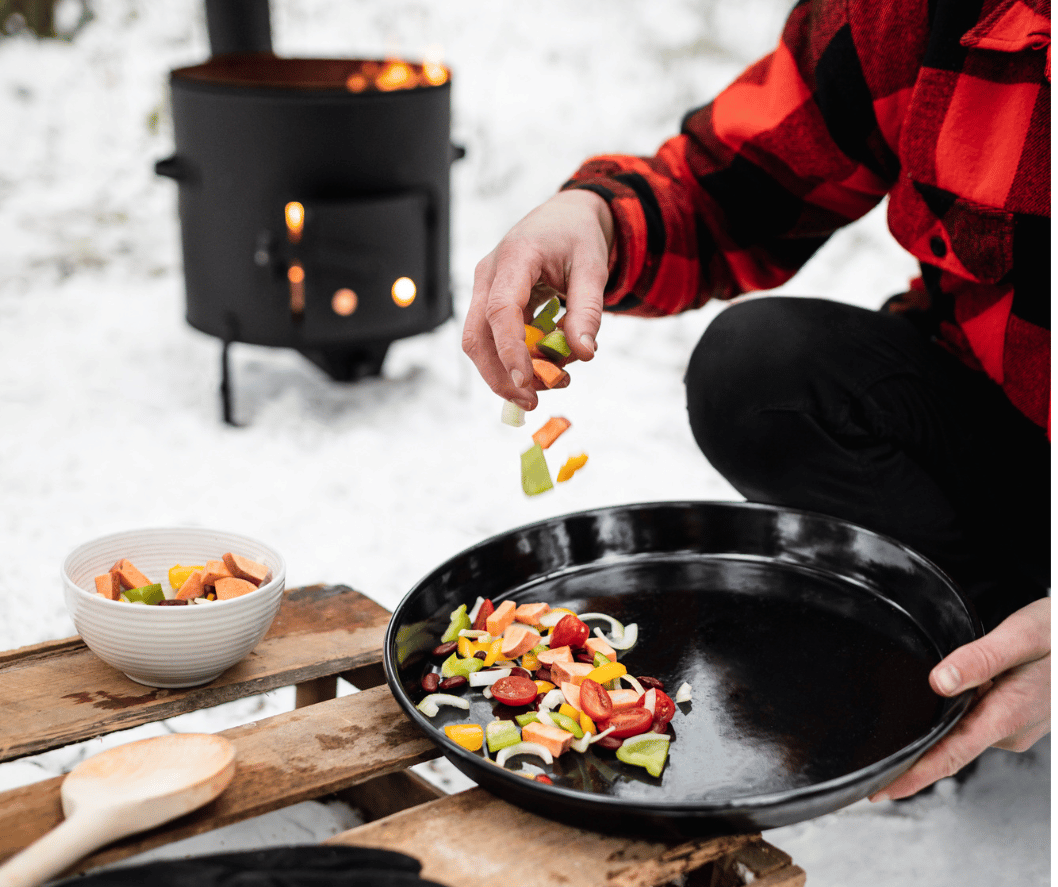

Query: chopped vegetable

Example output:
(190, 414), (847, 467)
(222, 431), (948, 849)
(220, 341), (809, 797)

(537, 329), (572, 363)
(537, 607), (575, 628)
(490, 675), (539, 707)
(486, 599), (517, 636)
(440, 652), (485, 679)
(548, 711), (584, 739)
(520, 443), (554, 496)
(586, 660), (627, 686)
(524, 323), (546, 353)
(594, 622), (639, 651)
(486, 720), (522, 753)
(513, 601), (551, 624)
(550, 614), (590, 649)
(521, 720), (575, 757)
(168, 564), (204, 592)
(531, 358), (570, 390)
(416, 693), (471, 717)
(440, 604), (471, 643)
(556, 453), (588, 483)
(538, 688), (566, 712)
(444, 723), (484, 752)
(124, 584), (164, 605)
(495, 741), (553, 768)
(501, 400), (526, 427)
(578, 678), (613, 723)
(472, 597), (495, 632)
(674, 681), (693, 703)
(530, 296), (561, 333)
(606, 707), (654, 738)
(615, 734), (671, 778)
(468, 668), (512, 687)
(501, 623), (542, 659)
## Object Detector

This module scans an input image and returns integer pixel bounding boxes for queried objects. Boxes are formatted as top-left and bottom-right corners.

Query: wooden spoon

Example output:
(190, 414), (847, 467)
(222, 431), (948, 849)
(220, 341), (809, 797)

(0, 733), (236, 887)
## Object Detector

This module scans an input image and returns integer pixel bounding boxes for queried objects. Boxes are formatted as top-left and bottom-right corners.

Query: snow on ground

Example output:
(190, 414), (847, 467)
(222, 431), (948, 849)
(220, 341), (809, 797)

(0, 2), (1049, 884)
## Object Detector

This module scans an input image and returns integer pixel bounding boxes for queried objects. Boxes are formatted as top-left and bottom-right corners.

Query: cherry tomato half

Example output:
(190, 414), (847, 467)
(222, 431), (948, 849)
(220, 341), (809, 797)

(604, 706), (654, 738)
(550, 613), (590, 649)
(472, 598), (495, 632)
(490, 675), (539, 707)
(652, 689), (676, 733)
(579, 677), (613, 723)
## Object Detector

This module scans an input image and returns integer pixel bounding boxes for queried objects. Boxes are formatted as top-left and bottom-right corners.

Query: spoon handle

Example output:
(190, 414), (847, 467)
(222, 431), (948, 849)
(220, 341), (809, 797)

(0, 813), (119, 887)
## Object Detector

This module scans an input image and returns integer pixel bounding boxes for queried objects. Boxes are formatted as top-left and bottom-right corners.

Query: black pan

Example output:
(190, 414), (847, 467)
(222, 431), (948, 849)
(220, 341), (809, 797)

(384, 501), (980, 836)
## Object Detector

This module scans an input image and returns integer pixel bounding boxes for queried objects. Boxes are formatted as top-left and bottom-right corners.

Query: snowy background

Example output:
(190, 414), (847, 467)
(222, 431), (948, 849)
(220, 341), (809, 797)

(0, 1), (1049, 884)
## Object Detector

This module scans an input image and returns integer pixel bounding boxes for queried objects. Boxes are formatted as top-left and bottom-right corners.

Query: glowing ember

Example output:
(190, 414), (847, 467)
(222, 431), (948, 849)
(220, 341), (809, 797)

(285, 201), (305, 242)
(288, 262), (306, 315)
(422, 61), (448, 86)
(345, 73), (368, 93)
(376, 60), (414, 92)
(332, 288), (358, 316)
(391, 276), (417, 307)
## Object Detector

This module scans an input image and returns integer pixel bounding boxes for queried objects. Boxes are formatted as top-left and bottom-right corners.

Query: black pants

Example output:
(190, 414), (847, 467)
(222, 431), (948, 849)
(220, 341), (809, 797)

(685, 296), (1050, 631)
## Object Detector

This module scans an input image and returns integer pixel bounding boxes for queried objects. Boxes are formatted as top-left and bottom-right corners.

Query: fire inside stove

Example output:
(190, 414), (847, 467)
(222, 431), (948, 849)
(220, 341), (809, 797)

(156, 2), (461, 423)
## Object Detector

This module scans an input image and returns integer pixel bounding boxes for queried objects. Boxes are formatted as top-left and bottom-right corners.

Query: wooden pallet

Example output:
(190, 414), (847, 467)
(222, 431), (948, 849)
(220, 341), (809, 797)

(0, 585), (805, 887)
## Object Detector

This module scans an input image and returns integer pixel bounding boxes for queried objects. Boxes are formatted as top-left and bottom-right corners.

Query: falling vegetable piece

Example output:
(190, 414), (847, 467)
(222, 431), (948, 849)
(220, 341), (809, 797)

(531, 416), (571, 450)
(501, 400), (526, 427)
(531, 358), (570, 390)
(444, 723), (484, 752)
(556, 453), (588, 482)
(537, 329), (572, 363)
(520, 443), (554, 496)
(530, 296), (562, 333)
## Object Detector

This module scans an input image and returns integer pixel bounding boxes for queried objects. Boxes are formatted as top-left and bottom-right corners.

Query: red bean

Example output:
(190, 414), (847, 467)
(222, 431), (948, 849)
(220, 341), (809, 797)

(438, 676), (468, 692)
(431, 641), (458, 658)
(421, 672), (440, 693)
(638, 676), (665, 690)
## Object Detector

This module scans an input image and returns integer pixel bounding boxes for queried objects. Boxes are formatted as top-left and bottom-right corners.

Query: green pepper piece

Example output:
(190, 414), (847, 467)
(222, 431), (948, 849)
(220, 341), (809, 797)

(537, 329), (571, 363)
(520, 444), (553, 497)
(515, 711), (540, 728)
(123, 587), (144, 603)
(615, 736), (670, 778)
(440, 603), (471, 643)
(593, 652), (612, 668)
(549, 711), (584, 739)
(486, 720), (522, 753)
(440, 652), (485, 679)
(127, 583), (165, 605)
(530, 296), (561, 333)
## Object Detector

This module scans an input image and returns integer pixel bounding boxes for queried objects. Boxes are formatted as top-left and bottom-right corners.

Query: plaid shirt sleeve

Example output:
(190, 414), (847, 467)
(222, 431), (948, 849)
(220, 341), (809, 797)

(562, 0), (1050, 432)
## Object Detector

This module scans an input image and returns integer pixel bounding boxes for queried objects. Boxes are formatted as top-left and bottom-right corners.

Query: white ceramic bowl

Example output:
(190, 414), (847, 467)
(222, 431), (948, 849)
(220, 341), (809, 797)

(63, 527), (286, 688)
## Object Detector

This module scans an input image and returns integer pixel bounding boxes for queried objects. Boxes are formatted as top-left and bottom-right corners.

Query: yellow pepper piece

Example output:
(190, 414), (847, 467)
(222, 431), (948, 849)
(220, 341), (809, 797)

(543, 607), (576, 635)
(521, 649), (540, 670)
(457, 636), (503, 666)
(444, 723), (484, 752)
(579, 711), (596, 735)
(558, 703), (580, 722)
(556, 453), (588, 483)
(534, 680), (556, 695)
(524, 323), (545, 352)
(587, 661), (627, 685)
(168, 564), (204, 591)
(457, 636), (476, 658)
(482, 638), (503, 667)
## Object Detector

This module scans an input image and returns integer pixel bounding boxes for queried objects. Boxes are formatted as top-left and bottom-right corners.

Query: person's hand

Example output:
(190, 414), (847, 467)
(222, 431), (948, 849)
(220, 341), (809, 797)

(871, 597), (1050, 801)
(462, 188), (614, 411)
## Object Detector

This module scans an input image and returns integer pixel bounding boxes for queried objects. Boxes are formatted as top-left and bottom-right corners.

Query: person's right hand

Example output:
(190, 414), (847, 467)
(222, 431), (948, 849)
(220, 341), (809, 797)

(462, 188), (614, 411)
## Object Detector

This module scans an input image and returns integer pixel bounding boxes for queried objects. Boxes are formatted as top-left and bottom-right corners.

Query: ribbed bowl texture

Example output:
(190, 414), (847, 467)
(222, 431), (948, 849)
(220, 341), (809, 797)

(63, 527), (286, 688)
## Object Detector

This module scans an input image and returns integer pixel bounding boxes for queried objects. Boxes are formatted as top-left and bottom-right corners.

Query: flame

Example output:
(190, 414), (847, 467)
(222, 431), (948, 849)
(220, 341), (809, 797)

(376, 59), (415, 92)
(285, 201), (305, 243)
(345, 73), (368, 93)
(332, 288), (358, 316)
(391, 276), (417, 307)
(288, 262), (305, 315)
(422, 60), (448, 86)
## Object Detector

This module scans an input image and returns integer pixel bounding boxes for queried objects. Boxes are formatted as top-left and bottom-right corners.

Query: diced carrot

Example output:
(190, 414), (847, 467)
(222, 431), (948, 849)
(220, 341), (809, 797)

(556, 453), (588, 482)
(559, 681), (582, 711)
(222, 552), (271, 586)
(94, 572), (122, 600)
(513, 602), (551, 625)
(531, 416), (571, 450)
(536, 645), (574, 665)
(175, 569), (207, 601)
(214, 577), (258, 600)
(549, 661), (594, 686)
(531, 358), (570, 390)
(110, 559), (152, 591)
(607, 688), (642, 711)
(521, 720), (574, 758)
(501, 623), (542, 659)
(485, 599), (517, 636)
(584, 637), (617, 660)
(200, 559), (233, 587)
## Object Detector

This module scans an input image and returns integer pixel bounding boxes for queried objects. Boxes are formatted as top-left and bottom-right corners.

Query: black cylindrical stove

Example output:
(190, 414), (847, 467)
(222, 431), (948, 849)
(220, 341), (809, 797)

(156, 3), (461, 420)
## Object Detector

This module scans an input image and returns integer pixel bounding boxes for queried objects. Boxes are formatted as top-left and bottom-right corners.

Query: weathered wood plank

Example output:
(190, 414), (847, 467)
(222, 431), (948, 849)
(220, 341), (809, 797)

(328, 787), (756, 887)
(338, 770), (447, 822)
(0, 684), (440, 876)
(0, 584), (390, 762)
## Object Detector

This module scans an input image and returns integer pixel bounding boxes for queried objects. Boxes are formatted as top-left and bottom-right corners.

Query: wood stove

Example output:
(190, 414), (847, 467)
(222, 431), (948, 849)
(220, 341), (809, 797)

(156, 0), (462, 422)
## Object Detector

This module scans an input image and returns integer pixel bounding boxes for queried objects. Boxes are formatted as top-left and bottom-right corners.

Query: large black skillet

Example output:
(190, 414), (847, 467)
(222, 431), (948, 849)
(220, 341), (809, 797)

(384, 501), (980, 837)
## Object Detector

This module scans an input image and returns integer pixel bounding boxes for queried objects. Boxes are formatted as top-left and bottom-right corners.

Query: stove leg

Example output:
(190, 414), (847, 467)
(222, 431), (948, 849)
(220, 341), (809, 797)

(220, 339), (238, 426)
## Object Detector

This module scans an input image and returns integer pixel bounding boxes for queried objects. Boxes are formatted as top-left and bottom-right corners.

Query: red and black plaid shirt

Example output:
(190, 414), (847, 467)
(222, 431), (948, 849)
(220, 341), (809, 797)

(563, 0), (1050, 433)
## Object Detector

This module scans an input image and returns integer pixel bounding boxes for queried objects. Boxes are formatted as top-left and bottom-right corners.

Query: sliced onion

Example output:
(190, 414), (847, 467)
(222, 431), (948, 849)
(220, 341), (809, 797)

(620, 733), (671, 747)
(492, 659), (518, 668)
(642, 688), (657, 715)
(674, 681), (692, 703)
(467, 596), (485, 624)
(416, 693), (471, 717)
(496, 742), (553, 768)
(620, 674), (646, 697)
(577, 612), (625, 640)
(536, 632), (553, 647)
(501, 400), (526, 427)
(458, 628), (490, 640)
(469, 668), (512, 687)
(588, 726), (617, 744)
(482, 686), (494, 700)
(594, 622), (638, 651)
(538, 689), (566, 712)
(536, 710), (556, 728)
(570, 732), (592, 753)
(536, 609), (569, 628)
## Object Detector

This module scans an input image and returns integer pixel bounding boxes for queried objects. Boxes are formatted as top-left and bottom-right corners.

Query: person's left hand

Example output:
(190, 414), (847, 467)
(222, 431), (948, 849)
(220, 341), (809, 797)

(870, 597), (1050, 801)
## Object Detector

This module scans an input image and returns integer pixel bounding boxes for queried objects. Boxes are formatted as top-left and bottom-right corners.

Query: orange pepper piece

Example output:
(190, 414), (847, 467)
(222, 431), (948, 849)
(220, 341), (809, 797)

(444, 723), (484, 752)
(556, 453), (588, 482)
